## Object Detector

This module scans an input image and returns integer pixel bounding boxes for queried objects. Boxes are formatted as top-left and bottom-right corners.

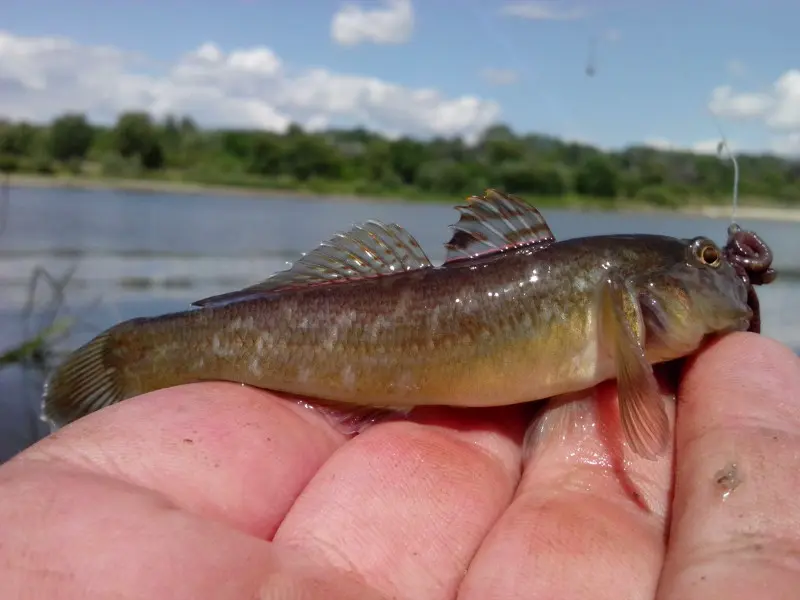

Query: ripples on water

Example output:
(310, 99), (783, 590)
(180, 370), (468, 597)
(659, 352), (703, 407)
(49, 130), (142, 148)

(1, 186), (798, 461)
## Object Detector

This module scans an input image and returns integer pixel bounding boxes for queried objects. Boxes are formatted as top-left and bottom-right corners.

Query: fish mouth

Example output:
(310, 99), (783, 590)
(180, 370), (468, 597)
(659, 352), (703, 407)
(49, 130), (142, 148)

(723, 225), (778, 335)
(732, 310), (753, 333)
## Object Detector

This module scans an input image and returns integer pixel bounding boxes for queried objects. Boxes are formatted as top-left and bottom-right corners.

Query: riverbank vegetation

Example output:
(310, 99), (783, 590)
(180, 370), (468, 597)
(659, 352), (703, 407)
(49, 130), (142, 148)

(1, 112), (799, 208)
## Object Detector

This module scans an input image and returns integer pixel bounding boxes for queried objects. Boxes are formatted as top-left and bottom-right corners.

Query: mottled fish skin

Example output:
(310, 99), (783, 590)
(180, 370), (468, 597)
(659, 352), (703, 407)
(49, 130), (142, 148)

(61, 235), (745, 409)
(41, 189), (758, 458)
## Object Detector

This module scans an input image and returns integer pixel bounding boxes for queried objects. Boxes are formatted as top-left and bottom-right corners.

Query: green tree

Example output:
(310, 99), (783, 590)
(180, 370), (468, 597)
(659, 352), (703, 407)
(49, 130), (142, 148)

(281, 133), (344, 182)
(0, 154), (19, 173)
(359, 139), (396, 185)
(114, 112), (154, 158)
(388, 138), (428, 185)
(495, 161), (567, 196)
(417, 159), (483, 195)
(0, 110), (797, 209)
(49, 113), (94, 162)
(575, 155), (618, 198)
(114, 112), (165, 169)
(249, 133), (286, 176)
(221, 131), (255, 162)
(0, 121), (37, 157)
(140, 141), (165, 170)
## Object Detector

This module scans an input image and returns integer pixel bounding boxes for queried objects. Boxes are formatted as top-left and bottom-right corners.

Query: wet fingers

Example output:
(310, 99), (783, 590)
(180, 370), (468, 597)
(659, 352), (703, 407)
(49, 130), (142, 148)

(657, 332), (800, 600)
(273, 405), (527, 600)
(460, 382), (676, 600)
(21, 382), (346, 540)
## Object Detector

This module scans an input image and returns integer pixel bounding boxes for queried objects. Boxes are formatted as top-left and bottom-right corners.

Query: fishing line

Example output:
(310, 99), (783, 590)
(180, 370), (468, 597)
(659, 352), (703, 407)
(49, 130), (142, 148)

(649, 5), (746, 226)
(715, 132), (740, 225)
(709, 56), (775, 226)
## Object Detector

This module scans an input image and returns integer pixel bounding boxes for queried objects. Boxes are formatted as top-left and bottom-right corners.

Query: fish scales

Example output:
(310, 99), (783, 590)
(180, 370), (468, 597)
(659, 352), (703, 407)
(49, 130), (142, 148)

(107, 236), (683, 409)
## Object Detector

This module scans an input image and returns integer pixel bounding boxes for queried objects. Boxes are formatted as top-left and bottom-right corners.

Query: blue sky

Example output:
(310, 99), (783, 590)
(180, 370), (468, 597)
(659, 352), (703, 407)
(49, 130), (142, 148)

(3, 0), (800, 154)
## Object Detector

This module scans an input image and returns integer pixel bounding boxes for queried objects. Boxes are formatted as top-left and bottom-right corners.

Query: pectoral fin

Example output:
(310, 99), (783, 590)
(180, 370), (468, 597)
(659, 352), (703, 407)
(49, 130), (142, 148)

(599, 275), (670, 459)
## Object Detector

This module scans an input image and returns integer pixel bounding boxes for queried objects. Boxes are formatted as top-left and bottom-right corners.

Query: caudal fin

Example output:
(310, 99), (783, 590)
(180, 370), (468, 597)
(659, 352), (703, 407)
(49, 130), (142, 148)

(42, 331), (126, 427)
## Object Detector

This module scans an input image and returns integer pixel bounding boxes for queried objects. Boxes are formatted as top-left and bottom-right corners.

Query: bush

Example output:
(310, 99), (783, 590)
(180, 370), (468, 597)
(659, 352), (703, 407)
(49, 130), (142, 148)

(635, 185), (687, 208)
(32, 158), (55, 175)
(0, 154), (19, 174)
(101, 153), (142, 178)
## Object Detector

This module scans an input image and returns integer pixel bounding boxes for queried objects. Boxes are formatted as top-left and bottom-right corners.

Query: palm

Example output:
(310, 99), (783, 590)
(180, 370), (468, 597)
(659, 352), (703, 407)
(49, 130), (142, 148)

(1, 332), (799, 600)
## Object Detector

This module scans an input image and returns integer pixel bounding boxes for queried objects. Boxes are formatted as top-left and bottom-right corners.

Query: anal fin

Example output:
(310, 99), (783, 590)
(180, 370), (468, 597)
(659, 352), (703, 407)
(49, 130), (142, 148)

(293, 398), (414, 437)
(522, 390), (599, 464)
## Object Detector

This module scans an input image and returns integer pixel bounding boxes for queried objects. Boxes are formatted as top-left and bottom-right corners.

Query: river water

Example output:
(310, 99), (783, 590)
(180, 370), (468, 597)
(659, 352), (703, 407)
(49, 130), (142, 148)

(1, 185), (798, 461)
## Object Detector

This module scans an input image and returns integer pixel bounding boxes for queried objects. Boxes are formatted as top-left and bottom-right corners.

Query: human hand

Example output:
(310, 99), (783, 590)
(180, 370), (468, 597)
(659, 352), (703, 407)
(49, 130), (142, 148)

(0, 332), (798, 599)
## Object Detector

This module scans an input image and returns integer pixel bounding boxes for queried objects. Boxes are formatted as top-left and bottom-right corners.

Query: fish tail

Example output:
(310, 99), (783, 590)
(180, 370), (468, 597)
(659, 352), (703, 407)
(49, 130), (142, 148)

(41, 330), (126, 427)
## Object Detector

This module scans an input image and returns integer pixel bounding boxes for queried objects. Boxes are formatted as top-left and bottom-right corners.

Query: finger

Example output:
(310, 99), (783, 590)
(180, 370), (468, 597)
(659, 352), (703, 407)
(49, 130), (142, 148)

(460, 376), (679, 600)
(658, 332), (800, 599)
(0, 460), (387, 600)
(24, 382), (346, 539)
(273, 405), (527, 600)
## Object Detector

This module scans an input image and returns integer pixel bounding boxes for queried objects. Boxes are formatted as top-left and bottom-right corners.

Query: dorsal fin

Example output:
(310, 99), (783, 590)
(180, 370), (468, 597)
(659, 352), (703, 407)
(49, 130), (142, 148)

(443, 189), (556, 264)
(192, 220), (433, 308)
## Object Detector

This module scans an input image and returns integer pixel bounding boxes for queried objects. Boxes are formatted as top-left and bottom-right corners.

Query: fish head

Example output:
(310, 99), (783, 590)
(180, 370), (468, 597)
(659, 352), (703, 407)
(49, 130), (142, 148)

(635, 235), (752, 358)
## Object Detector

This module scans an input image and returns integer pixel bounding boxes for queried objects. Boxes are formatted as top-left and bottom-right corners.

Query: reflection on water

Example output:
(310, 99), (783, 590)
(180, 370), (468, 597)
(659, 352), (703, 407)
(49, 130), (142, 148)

(1, 186), (799, 462)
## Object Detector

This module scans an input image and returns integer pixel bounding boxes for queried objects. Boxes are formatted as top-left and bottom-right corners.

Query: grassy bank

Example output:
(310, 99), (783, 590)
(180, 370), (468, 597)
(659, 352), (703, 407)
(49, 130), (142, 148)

(9, 170), (612, 207)
(8, 171), (800, 223)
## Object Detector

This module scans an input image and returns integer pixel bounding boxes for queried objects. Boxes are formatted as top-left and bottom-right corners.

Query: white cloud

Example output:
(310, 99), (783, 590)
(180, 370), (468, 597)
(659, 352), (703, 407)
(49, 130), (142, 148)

(708, 85), (774, 120)
(765, 70), (800, 130)
(500, 1), (587, 21)
(479, 68), (519, 86)
(709, 69), (800, 130)
(0, 30), (500, 142)
(331, 0), (414, 46)
(707, 69), (800, 156)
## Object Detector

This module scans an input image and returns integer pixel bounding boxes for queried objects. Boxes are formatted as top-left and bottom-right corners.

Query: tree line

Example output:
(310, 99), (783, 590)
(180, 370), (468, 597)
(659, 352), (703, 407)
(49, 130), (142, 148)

(0, 111), (798, 207)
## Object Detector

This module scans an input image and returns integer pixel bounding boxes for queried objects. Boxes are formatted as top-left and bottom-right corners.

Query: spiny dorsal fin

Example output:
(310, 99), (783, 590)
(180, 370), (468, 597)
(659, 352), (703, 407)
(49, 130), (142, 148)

(192, 220), (433, 308)
(444, 189), (556, 264)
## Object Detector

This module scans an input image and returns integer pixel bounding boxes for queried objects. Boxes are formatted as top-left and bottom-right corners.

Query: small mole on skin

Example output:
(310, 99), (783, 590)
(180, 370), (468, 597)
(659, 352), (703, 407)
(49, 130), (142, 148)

(714, 462), (741, 500)
(182, 438), (194, 444)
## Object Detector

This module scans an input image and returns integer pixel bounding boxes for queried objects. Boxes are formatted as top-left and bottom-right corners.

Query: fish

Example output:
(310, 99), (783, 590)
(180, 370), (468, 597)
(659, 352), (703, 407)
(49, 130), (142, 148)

(41, 189), (765, 459)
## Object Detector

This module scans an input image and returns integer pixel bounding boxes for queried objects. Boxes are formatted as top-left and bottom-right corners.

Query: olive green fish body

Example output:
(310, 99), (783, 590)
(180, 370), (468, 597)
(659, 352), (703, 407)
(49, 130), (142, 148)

(97, 236), (695, 409)
(43, 190), (758, 458)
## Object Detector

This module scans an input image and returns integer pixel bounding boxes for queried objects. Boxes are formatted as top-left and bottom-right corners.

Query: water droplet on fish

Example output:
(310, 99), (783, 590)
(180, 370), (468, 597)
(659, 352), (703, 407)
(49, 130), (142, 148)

(714, 462), (741, 500)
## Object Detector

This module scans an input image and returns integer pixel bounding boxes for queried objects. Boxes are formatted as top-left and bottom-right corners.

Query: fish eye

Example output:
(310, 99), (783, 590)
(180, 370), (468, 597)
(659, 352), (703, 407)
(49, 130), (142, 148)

(690, 238), (722, 268)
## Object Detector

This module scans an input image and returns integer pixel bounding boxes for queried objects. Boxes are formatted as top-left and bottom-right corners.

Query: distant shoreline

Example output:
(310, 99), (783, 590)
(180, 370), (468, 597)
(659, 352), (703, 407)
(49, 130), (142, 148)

(6, 173), (376, 204)
(7, 173), (800, 223)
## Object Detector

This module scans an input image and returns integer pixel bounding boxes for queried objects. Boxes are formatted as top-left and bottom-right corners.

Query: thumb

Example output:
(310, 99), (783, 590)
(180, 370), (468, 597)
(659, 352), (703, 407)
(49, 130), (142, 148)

(657, 332), (800, 599)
